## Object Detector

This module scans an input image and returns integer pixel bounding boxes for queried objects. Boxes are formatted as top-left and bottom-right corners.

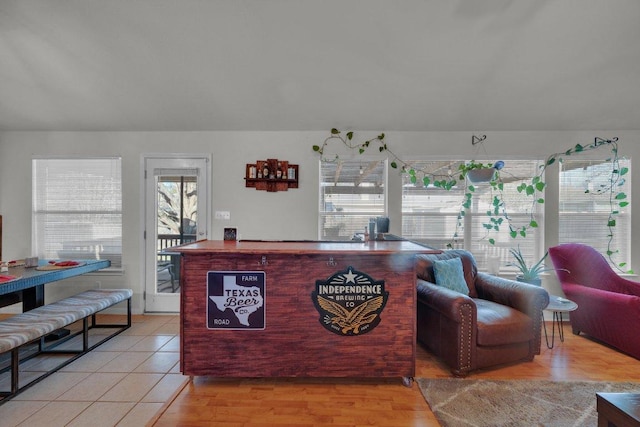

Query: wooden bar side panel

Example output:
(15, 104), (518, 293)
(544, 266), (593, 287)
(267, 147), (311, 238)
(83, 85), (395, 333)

(180, 252), (416, 378)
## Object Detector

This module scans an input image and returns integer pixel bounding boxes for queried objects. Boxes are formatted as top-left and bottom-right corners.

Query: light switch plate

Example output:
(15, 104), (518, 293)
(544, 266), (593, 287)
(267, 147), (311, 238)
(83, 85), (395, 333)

(215, 211), (231, 220)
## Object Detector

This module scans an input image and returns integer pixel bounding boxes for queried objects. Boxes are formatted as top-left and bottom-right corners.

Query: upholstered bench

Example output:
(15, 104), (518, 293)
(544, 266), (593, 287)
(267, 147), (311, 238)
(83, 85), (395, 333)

(0, 288), (132, 401)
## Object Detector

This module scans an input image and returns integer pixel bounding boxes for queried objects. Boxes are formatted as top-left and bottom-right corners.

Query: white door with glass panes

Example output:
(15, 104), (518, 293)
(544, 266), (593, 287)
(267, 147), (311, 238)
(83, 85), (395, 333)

(144, 156), (210, 312)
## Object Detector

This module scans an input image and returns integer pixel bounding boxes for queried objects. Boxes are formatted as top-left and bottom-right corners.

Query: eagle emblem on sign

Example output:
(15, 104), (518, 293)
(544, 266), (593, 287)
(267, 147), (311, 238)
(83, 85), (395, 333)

(311, 266), (388, 336)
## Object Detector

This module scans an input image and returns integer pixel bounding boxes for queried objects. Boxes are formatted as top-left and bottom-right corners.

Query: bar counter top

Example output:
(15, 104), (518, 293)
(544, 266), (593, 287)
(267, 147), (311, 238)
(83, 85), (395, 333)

(171, 238), (439, 255)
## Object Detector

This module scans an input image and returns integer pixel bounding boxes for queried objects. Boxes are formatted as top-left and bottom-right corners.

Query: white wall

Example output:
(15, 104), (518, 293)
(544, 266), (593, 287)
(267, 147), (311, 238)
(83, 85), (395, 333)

(1, 130), (639, 313)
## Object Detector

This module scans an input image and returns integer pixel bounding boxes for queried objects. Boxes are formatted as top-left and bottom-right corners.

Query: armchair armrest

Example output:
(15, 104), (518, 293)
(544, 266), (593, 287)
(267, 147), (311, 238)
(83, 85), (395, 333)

(475, 272), (548, 357)
(475, 272), (549, 318)
(417, 278), (477, 320)
(563, 282), (640, 311)
(562, 282), (640, 358)
(611, 276), (640, 298)
(417, 278), (477, 375)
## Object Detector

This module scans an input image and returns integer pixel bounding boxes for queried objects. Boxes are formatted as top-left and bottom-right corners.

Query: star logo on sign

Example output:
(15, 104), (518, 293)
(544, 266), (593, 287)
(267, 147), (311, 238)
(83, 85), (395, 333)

(343, 269), (357, 283)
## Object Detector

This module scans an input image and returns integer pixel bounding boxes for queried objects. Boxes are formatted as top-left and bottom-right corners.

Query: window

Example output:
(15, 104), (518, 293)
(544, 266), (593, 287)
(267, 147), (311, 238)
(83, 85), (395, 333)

(402, 160), (545, 271)
(559, 158), (631, 268)
(319, 159), (387, 240)
(33, 157), (122, 268)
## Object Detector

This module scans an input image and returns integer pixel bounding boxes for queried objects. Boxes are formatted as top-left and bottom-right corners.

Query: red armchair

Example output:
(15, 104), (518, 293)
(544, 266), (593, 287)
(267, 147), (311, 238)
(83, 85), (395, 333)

(548, 243), (640, 360)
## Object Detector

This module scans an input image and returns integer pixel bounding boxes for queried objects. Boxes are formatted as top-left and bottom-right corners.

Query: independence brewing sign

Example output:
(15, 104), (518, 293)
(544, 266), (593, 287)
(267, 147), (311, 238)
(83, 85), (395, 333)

(311, 266), (388, 336)
(207, 271), (265, 330)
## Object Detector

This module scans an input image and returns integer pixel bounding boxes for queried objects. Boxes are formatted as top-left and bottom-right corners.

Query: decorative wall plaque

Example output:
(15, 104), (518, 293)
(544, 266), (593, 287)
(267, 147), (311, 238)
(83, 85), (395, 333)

(311, 266), (388, 336)
(207, 271), (265, 330)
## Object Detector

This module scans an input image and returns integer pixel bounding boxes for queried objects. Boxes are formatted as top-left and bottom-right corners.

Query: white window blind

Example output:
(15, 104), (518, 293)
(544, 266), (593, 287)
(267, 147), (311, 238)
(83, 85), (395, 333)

(402, 160), (544, 272)
(559, 158), (631, 268)
(319, 159), (387, 240)
(402, 161), (466, 249)
(32, 158), (122, 268)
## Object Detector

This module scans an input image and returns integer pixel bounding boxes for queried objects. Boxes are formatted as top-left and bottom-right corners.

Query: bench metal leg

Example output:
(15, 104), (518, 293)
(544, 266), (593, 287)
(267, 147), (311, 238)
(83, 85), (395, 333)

(11, 349), (18, 394)
(83, 317), (89, 352)
(127, 297), (131, 327)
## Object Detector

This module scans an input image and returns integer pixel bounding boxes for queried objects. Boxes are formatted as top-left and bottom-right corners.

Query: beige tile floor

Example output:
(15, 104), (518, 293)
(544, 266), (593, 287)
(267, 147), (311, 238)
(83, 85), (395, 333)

(0, 314), (187, 427)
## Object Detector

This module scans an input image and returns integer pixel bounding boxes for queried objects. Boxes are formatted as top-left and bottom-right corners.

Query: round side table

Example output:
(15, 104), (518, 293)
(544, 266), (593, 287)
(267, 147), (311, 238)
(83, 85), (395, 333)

(543, 295), (578, 349)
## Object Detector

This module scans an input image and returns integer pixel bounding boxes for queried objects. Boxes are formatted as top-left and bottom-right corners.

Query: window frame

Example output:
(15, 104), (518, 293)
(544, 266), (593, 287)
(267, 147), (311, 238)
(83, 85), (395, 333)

(401, 159), (545, 273)
(32, 156), (123, 270)
(558, 157), (632, 269)
(318, 158), (388, 241)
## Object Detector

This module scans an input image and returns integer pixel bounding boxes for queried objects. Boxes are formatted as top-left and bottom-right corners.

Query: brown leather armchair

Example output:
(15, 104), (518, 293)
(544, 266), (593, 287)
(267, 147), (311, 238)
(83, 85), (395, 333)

(416, 250), (549, 376)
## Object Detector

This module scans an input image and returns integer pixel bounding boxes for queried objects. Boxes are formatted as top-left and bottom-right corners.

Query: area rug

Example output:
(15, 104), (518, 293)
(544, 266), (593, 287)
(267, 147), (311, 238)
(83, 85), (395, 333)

(417, 378), (640, 427)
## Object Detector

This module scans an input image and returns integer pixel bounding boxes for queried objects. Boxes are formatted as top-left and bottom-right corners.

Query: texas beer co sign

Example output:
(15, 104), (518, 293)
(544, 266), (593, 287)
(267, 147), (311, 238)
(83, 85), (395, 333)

(207, 271), (265, 330)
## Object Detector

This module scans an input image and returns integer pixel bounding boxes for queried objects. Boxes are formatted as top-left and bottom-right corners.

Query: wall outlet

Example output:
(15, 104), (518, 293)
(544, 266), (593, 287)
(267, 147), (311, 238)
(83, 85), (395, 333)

(215, 211), (231, 220)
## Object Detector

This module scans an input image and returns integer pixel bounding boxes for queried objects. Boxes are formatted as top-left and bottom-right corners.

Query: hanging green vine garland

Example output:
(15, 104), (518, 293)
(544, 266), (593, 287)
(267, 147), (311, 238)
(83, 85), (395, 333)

(534, 137), (630, 272)
(313, 131), (631, 272)
(313, 128), (388, 160)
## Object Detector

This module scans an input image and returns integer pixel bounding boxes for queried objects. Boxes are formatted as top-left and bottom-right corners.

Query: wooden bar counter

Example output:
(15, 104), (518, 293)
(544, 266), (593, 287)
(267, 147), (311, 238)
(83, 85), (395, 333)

(173, 239), (438, 383)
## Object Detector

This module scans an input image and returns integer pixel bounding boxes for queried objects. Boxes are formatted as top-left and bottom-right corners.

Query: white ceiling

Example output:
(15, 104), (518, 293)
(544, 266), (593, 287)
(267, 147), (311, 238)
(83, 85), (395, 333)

(1, 0), (639, 132)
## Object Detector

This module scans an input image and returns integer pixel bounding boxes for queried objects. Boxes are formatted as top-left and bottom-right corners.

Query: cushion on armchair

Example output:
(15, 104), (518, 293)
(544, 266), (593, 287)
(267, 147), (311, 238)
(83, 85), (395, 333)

(433, 258), (469, 295)
(416, 249), (479, 297)
(475, 300), (534, 346)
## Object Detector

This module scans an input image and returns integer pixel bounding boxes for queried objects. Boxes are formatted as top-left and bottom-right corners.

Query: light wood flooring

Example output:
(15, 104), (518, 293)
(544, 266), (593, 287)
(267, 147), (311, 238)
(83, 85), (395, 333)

(154, 322), (640, 427)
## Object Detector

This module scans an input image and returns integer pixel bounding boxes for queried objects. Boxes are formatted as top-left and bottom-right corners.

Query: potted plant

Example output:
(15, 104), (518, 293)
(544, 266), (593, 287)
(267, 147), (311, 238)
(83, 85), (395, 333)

(460, 160), (504, 183)
(507, 247), (555, 286)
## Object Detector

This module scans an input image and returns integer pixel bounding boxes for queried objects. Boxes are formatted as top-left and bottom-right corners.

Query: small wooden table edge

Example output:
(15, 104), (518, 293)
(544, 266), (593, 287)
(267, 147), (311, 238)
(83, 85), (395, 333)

(596, 392), (640, 427)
